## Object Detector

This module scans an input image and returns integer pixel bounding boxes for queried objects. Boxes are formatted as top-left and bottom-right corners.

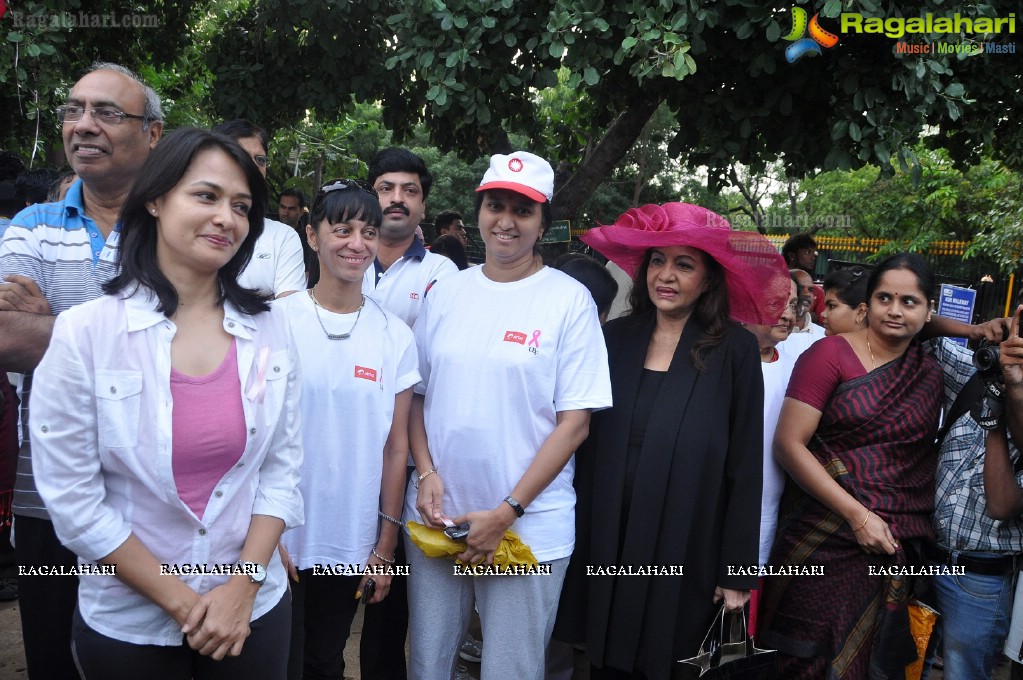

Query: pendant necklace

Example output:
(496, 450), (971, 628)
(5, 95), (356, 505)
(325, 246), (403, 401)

(866, 336), (877, 369)
(308, 289), (364, 340)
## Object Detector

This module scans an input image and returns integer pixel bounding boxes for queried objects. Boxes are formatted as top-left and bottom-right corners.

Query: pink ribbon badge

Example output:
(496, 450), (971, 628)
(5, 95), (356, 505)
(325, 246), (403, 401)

(245, 346), (271, 403)
(528, 330), (541, 348)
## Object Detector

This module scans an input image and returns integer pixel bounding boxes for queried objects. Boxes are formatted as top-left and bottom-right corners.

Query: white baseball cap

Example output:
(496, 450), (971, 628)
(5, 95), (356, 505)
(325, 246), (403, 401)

(476, 152), (554, 203)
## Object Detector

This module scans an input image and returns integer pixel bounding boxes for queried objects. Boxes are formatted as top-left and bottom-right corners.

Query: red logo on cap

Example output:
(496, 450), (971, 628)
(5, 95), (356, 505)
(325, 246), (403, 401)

(508, 158), (523, 173)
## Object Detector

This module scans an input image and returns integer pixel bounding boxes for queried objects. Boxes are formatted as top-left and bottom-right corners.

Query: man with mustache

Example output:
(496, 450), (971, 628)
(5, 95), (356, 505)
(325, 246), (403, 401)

(359, 148), (456, 680)
(0, 62), (163, 679)
(362, 147), (457, 329)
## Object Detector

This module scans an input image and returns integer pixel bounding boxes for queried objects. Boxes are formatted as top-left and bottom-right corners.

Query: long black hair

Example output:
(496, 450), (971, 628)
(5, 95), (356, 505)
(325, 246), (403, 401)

(104, 127), (270, 316)
(626, 248), (730, 371)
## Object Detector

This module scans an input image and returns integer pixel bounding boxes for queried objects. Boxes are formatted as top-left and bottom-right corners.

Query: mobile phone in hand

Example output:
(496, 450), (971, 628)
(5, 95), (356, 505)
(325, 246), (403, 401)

(444, 522), (471, 541)
(360, 578), (375, 604)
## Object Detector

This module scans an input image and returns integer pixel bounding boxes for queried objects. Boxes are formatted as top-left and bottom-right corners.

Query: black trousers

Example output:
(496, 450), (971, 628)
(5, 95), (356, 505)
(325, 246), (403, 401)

(359, 490), (409, 680)
(288, 570), (361, 680)
(15, 513), (80, 679)
(72, 591), (291, 679)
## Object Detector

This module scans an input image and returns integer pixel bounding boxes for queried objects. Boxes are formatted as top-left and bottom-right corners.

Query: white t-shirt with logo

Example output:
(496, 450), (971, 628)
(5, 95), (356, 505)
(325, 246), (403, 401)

(405, 266), (613, 561)
(363, 247), (458, 328)
(279, 293), (420, 569)
(238, 218), (306, 297)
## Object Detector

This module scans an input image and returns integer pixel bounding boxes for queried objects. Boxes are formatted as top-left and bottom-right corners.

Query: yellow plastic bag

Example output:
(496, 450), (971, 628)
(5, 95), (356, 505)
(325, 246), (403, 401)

(904, 600), (939, 680)
(407, 521), (538, 568)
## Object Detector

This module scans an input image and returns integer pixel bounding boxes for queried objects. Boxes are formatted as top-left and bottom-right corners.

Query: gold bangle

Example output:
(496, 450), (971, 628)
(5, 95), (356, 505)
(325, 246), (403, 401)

(855, 510), (871, 531)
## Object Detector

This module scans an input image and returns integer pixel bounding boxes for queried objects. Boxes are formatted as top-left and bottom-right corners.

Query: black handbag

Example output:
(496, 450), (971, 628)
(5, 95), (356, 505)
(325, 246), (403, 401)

(674, 606), (778, 679)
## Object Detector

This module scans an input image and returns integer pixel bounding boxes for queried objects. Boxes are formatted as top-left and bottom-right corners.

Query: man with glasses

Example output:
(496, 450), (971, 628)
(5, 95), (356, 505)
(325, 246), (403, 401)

(0, 61), (163, 680)
(212, 120), (306, 297)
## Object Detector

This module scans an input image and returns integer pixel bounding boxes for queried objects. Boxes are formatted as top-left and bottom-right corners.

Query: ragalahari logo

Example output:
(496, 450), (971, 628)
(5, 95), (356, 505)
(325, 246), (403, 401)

(0, 0), (7, 20)
(782, 7), (840, 62)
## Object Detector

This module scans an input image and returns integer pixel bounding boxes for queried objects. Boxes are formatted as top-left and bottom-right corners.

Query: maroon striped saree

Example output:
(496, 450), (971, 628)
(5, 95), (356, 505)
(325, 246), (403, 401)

(759, 341), (941, 679)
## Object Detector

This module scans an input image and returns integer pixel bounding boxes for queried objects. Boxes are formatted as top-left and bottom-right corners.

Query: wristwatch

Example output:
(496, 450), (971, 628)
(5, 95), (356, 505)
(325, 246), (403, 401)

(237, 560), (267, 586)
(503, 496), (525, 518)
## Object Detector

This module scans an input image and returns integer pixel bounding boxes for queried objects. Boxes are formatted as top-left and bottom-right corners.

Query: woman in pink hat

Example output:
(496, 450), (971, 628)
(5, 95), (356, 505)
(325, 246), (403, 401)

(403, 152), (613, 680)
(554, 203), (791, 680)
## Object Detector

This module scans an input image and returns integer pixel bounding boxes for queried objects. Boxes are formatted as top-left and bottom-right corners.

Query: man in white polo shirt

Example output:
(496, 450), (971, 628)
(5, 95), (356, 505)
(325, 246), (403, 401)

(359, 148), (456, 680)
(362, 148), (457, 329)
(212, 120), (306, 297)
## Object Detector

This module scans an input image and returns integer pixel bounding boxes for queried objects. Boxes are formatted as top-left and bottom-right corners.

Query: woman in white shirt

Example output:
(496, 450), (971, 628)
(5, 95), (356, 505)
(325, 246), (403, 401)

(277, 179), (418, 680)
(405, 152), (613, 680)
(31, 127), (303, 678)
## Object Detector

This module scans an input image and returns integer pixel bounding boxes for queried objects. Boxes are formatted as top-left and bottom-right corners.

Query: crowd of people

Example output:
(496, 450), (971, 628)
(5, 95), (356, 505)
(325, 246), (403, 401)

(3, 61), (1023, 680)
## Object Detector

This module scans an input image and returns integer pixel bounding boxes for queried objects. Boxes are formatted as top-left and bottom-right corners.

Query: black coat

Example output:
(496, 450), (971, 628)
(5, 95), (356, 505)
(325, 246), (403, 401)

(556, 312), (764, 679)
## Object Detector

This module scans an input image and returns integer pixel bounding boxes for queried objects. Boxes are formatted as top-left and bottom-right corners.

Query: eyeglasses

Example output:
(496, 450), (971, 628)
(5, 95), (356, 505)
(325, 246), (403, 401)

(56, 105), (147, 125)
(252, 155), (269, 168)
(318, 178), (376, 197)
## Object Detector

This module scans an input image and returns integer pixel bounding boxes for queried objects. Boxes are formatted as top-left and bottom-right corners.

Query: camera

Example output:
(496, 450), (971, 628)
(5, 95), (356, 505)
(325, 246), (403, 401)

(971, 342), (1006, 430)
(973, 342), (1002, 380)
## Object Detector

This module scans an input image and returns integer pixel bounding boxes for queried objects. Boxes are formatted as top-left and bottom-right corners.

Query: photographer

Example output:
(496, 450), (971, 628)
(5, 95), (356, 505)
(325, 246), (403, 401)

(992, 306), (1023, 677)
(920, 308), (1015, 680)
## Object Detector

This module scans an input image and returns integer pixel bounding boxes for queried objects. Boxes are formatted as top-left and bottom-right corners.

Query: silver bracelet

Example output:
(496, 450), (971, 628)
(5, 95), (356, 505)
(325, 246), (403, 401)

(378, 511), (403, 526)
(372, 547), (396, 565)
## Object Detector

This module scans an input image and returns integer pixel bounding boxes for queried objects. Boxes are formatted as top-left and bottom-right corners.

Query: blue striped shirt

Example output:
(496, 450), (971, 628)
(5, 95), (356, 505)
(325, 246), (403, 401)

(0, 179), (119, 518)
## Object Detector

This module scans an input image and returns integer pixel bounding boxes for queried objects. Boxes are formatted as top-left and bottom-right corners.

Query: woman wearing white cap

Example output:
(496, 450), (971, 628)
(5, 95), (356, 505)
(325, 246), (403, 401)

(404, 152), (613, 680)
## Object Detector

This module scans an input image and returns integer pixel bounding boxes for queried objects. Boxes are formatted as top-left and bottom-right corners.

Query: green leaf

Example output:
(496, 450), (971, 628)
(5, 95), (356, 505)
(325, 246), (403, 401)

(453, 16), (468, 29)
(421, 52), (435, 68)
(766, 21), (781, 42)
(25, 43), (42, 58)
(822, 0), (842, 18)
(8, 32), (24, 43)
(621, 36), (638, 50)
(549, 41), (565, 59)
(849, 121), (861, 141)
(504, 33), (516, 47)
(583, 66), (599, 85)
(435, 89), (448, 106)
(945, 82), (966, 98)
(445, 51), (459, 67)
(874, 142), (892, 167)
(482, 17), (496, 29)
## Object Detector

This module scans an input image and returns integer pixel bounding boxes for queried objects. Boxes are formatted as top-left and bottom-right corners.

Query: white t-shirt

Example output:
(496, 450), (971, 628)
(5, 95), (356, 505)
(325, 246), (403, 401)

(759, 333), (817, 565)
(758, 347), (801, 566)
(362, 243), (458, 328)
(279, 293), (420, 569)
(405, 266), (613, 561)
(238, 218), (306, 297)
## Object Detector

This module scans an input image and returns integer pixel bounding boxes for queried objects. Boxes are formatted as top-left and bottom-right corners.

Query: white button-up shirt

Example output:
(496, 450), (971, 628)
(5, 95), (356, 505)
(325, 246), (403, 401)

(31, 289), (303, 646)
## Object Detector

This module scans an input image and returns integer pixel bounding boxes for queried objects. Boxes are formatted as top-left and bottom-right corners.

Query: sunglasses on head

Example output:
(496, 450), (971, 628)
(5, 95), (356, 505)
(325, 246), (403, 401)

(317, 178), (376, 197)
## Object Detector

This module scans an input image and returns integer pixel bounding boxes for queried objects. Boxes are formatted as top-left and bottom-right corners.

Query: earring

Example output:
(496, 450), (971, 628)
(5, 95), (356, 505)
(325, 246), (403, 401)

(150, 209), (157, 215)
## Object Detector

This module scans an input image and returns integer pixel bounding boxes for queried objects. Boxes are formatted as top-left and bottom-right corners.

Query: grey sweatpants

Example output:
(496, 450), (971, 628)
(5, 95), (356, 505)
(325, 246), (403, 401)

(405, 534), (569, 680)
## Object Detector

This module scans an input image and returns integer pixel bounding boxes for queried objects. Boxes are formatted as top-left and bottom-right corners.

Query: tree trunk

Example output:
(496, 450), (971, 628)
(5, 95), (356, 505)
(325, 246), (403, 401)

(552, 93), (664, 223)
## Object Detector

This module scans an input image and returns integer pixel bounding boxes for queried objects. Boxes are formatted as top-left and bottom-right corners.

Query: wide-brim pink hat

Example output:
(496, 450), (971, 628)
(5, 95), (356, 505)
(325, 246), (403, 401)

(581, 203), (791, 325)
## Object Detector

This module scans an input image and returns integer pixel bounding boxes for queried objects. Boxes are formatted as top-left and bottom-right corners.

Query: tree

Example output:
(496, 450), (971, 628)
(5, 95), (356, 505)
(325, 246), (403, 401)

(206, 0), (1023, 224)
(0, 0), (207, 161)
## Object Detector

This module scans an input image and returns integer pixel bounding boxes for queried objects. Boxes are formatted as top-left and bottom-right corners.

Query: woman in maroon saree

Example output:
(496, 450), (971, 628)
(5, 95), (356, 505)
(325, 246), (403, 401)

(759, 253), (942, 679)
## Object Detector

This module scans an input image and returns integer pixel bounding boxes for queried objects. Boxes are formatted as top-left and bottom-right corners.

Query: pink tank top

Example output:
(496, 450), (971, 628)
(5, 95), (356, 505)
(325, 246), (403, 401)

(171, 341), (246, 519)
